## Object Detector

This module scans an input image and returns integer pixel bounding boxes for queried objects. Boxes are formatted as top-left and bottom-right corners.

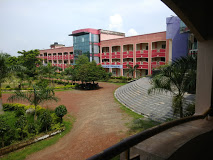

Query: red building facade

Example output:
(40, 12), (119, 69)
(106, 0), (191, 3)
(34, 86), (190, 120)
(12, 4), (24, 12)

(39, 31), (170, 78)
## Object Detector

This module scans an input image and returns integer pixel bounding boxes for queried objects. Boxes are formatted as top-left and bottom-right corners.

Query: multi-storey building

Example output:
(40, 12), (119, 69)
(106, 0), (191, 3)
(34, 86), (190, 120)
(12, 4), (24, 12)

(39, 16), (196, 78)
(39, 42), (74, 70)
(100, 31), (170, 77)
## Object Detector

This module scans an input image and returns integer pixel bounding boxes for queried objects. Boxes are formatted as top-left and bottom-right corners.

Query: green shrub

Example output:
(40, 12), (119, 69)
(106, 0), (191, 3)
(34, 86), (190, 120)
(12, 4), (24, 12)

(15, 108), (25, 117)
(55, 105), (67, 123)
(5, 85), (11, 88)
(3, 103), (43, 112)
(15, 115), (27, 140)
(39, 110), (52, 132)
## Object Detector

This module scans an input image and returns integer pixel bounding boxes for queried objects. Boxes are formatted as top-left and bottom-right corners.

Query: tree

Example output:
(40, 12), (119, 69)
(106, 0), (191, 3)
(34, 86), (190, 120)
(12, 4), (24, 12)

(55, 105), (67, 123)
(0, 53), (25, 112)
(0, 116), (10, 147)
(8, 85), (59, 121)
(87, 61), (107, 84)
(126, 64), (139, 78)
(62, 66), (77, 85)
(39, 110), (52, 132)
(17, 49), (42, 77)
(148, 55), (197, 118)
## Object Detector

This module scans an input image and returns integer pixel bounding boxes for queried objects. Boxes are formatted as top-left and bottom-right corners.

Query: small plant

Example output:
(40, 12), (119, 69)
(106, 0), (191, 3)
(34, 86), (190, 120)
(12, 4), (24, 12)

(15, 115), (27, 140)
(55, 105), (67, 123)
(0, 116), (10, 147)
(39, 110), (52, 132)
(5, 85), (10, 88)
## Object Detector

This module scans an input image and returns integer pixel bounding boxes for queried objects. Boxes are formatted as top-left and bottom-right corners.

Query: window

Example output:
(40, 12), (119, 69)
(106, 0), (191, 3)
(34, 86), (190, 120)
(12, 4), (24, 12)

(162, 44), (166, 49)
(82, 37), (84, 42)
(146, 46), (148, 50)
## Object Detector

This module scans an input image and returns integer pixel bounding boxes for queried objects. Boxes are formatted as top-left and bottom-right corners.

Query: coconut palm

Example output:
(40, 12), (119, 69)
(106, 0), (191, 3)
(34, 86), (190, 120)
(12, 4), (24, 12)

(38, 63), (61, 81)
(8, 85), (59, 120)
(148, 55), (197, 118)
(126, 64), (139, 78)
(0, 53), (25, 112)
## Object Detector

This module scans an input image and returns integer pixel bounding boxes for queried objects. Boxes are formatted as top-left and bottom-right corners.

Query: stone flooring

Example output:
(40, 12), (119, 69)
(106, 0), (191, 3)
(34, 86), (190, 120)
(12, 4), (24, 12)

(115, 77), (195, 122)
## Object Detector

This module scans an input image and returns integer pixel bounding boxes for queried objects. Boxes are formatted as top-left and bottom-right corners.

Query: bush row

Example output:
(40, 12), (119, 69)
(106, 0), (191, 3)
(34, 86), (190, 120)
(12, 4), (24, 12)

(3, 103), (43, 112)
(110, 76), (132, 80)
(2, 84), (75, 91)
(1, 103), (67, 148)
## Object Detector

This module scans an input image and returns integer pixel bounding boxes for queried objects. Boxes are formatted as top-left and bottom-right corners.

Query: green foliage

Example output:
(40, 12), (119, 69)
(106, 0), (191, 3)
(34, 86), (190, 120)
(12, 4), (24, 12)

(39, 110), (52, 132)
(0, 103), (67, 149)
(184, 103), (195, 117)
(35, 79), (49, 88)
(129, 118), (160, 133)
(17, 49), (41, 77)
(0, 116), (11, 147)
(1, 118), (74, 160)
(7, 85), (59, 120)
(15, 115), (27, 140)
(3, 103), (42, 112)
(55, 105), (67, 122)
(148, 55), (197, 118)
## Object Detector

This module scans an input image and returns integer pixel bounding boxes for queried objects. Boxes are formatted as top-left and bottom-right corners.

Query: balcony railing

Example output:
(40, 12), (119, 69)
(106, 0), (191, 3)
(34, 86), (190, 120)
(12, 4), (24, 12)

(123, 51), (133, 58)
(136, 50), (148, 58)
(152, 49), (166, 58)
(101, 52), (110, 59)
(87, 108), (211, 160)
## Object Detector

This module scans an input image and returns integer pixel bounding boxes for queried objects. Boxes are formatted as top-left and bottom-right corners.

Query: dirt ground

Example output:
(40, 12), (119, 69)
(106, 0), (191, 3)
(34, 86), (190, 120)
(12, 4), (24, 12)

(2, 82), (132, 160)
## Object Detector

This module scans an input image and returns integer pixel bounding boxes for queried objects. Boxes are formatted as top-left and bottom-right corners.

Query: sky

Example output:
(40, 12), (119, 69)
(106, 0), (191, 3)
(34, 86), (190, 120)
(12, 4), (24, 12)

(0, 0), (175, 56)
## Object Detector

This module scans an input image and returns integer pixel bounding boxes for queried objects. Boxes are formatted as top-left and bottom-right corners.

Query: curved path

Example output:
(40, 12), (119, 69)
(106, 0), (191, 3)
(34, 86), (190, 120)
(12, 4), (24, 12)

(2, 82), (132, 160)
(115, 77), (195, 122)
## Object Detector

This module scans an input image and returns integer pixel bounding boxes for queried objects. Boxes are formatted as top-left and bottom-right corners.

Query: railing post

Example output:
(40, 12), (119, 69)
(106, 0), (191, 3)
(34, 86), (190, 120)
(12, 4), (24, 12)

(125, 148), (130, 160)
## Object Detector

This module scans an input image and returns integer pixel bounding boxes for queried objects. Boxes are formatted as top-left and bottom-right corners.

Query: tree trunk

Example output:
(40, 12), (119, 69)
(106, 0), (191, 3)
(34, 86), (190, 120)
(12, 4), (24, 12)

(180, 106), (183, 118)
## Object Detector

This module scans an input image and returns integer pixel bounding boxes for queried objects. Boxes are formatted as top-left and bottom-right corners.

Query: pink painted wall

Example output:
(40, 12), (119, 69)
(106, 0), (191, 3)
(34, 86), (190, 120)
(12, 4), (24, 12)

(100, 33), (125, 41)
(39, 46), (73, 54)
(100, 31), (169, 76)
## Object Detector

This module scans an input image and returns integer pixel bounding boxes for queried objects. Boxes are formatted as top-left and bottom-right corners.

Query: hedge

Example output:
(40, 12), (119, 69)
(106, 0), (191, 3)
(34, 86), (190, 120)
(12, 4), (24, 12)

(3, 103), (43, 112)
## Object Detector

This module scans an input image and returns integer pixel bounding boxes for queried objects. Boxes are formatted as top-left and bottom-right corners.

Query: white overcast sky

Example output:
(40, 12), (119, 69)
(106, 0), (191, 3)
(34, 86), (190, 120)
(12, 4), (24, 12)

(0, 0), (175, 56)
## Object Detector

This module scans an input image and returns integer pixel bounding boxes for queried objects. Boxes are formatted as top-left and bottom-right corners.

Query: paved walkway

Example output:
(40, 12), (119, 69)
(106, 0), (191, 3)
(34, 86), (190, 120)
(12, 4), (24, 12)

(2, 82), (132, 160)
(115, 77), (195, 122)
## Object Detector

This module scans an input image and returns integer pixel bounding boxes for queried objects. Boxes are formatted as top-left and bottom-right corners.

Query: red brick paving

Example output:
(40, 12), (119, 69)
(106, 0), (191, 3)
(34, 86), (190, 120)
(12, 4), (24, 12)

(2, 82), (132, 160)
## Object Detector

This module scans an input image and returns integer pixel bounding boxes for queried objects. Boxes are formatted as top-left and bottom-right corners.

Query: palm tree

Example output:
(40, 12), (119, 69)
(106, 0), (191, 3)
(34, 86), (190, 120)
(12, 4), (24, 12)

(0, 53), (25, 112)
(8, 85), (59, 120)
(126, 64), (139, 79)
(38, 63), (60, 80)
(148, 55), (197, 118)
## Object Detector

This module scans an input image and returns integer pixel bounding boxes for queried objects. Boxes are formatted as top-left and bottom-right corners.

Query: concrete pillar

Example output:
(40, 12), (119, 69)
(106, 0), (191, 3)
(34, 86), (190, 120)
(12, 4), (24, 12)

(195, 39), (213, 114)
(148, 42), (152, 75)
(121, 44), (124, 76)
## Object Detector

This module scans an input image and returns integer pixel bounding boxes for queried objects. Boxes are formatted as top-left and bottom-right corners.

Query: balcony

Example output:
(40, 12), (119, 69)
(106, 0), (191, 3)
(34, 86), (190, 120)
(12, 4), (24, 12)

(63, 55), (69, 60)
(136, 50), (148, 58)
(69, 55), (74, 59)
(151, 61), (166, 69)
(123, 62), (133, 69)
(43, 56), (47, 59)
(58, 55), (63, 60)
(123, 51), (133, 58)
(152, 49), (166, 58)
(47, 56), (53, 60)
(101, 52), (110, 59)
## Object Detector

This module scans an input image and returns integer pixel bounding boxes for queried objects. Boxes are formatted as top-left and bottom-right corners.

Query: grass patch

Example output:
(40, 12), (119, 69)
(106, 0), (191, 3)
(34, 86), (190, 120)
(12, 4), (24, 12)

(1, 115), (75, 160)
(128, 118), (160, 134)
(113, 92), (143, 120)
